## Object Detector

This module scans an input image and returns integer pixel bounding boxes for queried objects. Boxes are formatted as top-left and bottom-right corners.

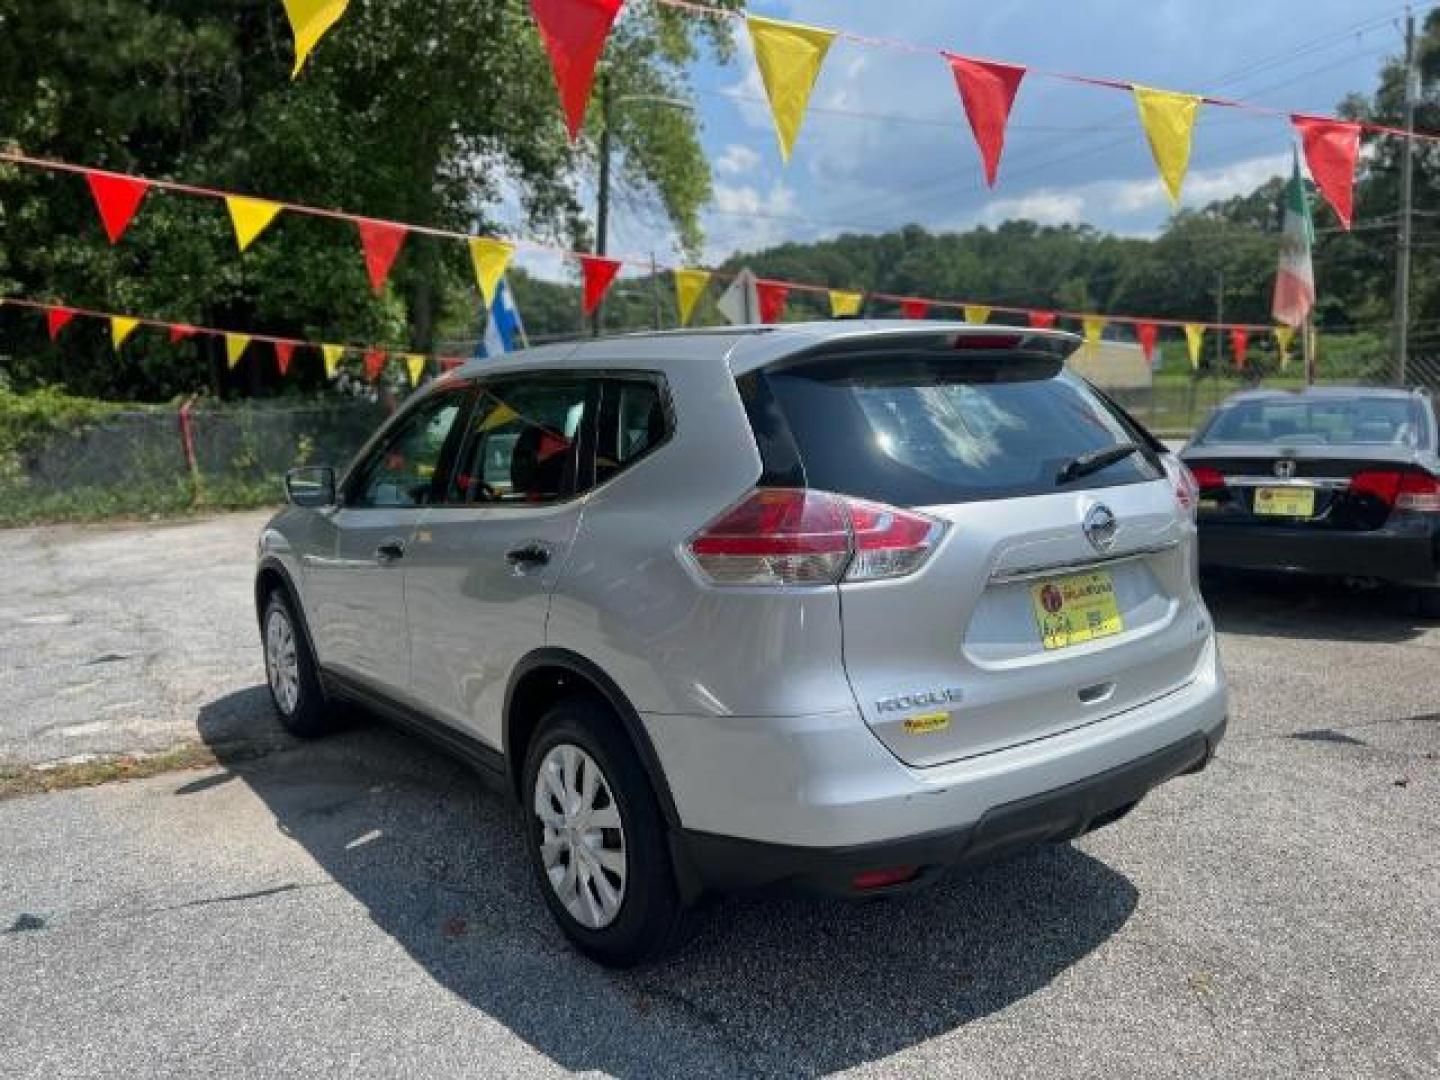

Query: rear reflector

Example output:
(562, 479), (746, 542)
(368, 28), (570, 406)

(687, 488), (945, 586)
(851, 866), (919, 891)
(1163, 456), (1200, 515)
(1350, 469), (1440, 512)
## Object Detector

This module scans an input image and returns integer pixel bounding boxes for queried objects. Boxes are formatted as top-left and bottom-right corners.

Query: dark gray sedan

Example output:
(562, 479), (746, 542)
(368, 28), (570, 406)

(1181, 386), (1440, 614)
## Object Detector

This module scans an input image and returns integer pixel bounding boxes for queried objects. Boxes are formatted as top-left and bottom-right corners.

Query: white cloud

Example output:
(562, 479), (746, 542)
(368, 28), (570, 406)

(978, 191), (1088, 226)
(716, 143), (762, 177)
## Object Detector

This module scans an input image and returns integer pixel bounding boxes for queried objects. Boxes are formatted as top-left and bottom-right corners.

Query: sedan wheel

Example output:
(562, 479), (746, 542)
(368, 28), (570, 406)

(533, 743), (628, 930)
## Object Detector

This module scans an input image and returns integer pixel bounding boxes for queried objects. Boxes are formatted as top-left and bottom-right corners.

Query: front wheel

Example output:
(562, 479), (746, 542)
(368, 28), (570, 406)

(522, 697), (690, 967)
(262, 590), (340, 738)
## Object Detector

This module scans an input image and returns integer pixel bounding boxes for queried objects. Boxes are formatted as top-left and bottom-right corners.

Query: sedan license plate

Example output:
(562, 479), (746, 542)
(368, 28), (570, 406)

(1031, 571), (1124, 651)
(1253, 486), (1315, 517)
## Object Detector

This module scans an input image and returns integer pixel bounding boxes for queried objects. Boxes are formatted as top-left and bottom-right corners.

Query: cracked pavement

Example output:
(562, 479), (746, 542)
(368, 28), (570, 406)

(1, 513), (1438, 1076)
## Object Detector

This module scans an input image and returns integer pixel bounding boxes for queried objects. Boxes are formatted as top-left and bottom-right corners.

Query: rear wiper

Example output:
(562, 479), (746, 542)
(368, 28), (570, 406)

(1056, 442), (1142, 485)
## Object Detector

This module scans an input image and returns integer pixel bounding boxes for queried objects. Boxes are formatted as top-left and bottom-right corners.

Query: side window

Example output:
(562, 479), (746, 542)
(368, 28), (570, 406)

(448, 379), (592, 505)
(348, 389), (468, 509)
(596, 379), (668, 487)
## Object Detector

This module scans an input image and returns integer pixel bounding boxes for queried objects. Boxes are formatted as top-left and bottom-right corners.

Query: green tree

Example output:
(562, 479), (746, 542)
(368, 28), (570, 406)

(0, 0), (737, 399)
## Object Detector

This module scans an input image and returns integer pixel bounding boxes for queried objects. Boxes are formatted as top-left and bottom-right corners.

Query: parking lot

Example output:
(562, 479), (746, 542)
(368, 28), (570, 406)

(1, 512), (1437, 1078)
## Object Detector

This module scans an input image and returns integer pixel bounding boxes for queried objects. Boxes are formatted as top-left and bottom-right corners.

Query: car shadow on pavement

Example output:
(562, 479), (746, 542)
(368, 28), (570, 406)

(196, 690), (1138, 1076)
(1203, 570), (1435, 644)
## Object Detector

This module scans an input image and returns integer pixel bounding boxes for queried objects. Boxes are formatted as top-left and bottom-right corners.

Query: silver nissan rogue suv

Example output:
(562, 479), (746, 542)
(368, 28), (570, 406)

(255, 321), (1227, 966)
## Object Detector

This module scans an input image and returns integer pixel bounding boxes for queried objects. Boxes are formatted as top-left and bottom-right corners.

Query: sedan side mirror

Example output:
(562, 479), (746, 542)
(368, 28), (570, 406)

(285, 466), (337, 508)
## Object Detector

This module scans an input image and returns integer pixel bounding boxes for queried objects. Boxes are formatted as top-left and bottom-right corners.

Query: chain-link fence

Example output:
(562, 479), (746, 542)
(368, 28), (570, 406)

(2, 399), (386, 525)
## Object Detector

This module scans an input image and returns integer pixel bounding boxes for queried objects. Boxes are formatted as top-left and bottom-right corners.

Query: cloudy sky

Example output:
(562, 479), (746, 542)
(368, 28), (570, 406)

(586, 0), (1408, 269)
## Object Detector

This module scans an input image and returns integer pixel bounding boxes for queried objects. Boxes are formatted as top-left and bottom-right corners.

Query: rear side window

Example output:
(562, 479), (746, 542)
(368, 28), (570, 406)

(447, 379), (592, 505)
(753, 351), (1162, 507)
(595, 378), (668, 486)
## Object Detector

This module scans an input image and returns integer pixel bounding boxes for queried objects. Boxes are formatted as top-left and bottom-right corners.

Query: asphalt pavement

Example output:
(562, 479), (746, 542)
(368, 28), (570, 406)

(2, 512), (1438, 1077)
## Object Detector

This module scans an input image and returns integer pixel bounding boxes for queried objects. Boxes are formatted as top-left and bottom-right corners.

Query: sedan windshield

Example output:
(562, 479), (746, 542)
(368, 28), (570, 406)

(1196, 397), (1429, 450)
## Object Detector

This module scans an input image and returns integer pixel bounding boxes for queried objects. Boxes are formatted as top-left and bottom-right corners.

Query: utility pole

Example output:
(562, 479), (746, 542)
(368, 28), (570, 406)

(593, 72), (612, 338)
(1395, 6), (1418, 385)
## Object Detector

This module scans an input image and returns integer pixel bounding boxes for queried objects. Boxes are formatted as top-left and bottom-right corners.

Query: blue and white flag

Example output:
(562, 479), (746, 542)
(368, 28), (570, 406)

(476, 277), (527, 358)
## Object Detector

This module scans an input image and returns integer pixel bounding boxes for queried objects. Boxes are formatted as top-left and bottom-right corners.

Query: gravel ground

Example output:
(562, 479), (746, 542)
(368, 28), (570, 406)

(1, 513), (1438, 1077)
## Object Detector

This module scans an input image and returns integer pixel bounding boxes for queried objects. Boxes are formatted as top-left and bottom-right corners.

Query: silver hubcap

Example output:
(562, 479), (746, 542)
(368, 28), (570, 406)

(264, 609), (301, 715)
(533, 744), (627, 930)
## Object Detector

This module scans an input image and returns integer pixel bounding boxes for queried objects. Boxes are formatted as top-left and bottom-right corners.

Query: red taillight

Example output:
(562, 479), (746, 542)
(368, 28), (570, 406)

(1189, 466), (1226, 491)
(851, 865), (919, 891)
(1350, 469), (1440, 512)
(1162, 456), (1200, 514)
(687, 489), (945, 586)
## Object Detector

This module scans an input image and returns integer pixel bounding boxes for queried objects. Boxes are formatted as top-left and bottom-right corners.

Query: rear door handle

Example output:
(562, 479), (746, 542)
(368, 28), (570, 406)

(375, 539), (407, 563)
(506, 543), (552, 567)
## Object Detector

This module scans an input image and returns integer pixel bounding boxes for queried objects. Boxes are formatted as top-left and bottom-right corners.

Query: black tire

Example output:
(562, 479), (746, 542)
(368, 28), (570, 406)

(522, 696), (691, 968)
(1415, 587), (1440, 620)
(261, 589), (340, 738)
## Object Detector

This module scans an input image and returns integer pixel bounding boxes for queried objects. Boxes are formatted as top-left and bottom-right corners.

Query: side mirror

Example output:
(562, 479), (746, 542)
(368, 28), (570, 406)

(285, 466), (337, 508)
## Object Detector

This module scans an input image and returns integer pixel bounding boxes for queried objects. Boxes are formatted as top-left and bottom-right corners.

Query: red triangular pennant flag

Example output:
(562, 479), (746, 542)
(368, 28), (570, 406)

(1292, 115), (1361, 230)
(537, 431), (572, 461)
(1230, 328), (1249, 370)
(900, 299), (930, 320)
(1136, 322), (1160, 364)
(530, 0), (625, 141)
(169, 324), (198, 345)
(275, 341), (297, 376)
(943, 54), (1026, 188)
(756, 281), (790, 324)
(364, 349), (387, 381)
(1028, 310), (1057, 329)
(86, 172), (151, 244)
(439, 356), (467, 372)
(579, 254), (622, 316)
(47, 307), (77, 341)
(357, 219), (409, 294)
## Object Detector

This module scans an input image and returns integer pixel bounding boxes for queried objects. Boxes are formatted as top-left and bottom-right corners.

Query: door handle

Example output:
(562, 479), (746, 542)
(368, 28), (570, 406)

(375, 539), (407, 563)
(506, 543), (552, 568)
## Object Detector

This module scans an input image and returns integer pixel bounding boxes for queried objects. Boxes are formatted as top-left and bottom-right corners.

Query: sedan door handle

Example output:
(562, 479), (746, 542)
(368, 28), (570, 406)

(375, 539), (407, 563)
(506, 543), (551, 567)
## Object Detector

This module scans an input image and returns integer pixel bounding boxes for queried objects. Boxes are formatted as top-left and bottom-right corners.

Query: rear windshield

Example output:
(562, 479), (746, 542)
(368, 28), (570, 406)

(749, 351), (1162, 507)
(1195, 396), (1430, 449)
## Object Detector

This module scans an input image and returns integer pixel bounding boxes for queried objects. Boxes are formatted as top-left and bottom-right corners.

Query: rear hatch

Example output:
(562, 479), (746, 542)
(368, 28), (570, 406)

(746, 331), (1208, 767)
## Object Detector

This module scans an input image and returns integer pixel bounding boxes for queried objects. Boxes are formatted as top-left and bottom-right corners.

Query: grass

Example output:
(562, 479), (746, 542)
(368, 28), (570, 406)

(0, 476), (283, 527)
(0, 743), (221, 801)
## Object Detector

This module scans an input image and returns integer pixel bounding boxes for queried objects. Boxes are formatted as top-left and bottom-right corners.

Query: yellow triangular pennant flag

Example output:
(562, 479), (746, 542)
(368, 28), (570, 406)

(405, 353), (426, 386)
(321, 344), (345, 378)
(747, 15), (837, 163)
(225, 334), (252, 369)
(477, 402), (519, 434)
(283, 0), (352, 78)
(110, 317), (141, 352)
(963, 305), (992, 325)
(1184, 324), (1206, 370)
(468, 238), (515, 308)
(674, 269), (711, 326)
(227, 197), (284, 253)
(1133, 86), (1202, 206)
(1274, 325), (1295, 370)
(829, 289), (863, 318)
(1083, 316), (1107, 353)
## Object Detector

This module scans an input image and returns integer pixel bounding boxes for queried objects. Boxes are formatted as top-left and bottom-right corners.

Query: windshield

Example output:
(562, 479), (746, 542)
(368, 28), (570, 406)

(1195, 396), (1429, 450)
(758, 352), (1162, 507)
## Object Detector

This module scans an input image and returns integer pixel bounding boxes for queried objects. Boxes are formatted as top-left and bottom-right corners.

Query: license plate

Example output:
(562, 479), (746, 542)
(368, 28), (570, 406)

(1253, 486), (1315, 517)
(1031, 571), (1124, 651)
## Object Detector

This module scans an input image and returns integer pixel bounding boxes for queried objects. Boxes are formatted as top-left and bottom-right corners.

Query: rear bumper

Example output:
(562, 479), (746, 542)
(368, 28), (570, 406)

(671, 723), (1222, 898)
(644, 636), (1228, 897)
(1197, 519), (1440, 585)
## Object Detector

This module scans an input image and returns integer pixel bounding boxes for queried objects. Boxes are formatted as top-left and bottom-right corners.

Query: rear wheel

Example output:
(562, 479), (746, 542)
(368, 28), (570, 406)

(262, 590), (340, 738)
(522, 697), (690, 967)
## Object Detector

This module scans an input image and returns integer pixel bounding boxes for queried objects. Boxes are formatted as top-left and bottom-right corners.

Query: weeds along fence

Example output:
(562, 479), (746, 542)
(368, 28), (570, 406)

(1, 398), (386, 525)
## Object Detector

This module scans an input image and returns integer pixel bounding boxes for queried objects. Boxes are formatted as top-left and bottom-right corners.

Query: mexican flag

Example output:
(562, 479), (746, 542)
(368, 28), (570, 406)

(1272, 150), (1316, 328)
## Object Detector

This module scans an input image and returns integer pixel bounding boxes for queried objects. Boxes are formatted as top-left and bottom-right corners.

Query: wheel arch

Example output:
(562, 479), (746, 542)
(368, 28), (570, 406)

(504, 648), (681, 829)
(254, 556), (323, 672)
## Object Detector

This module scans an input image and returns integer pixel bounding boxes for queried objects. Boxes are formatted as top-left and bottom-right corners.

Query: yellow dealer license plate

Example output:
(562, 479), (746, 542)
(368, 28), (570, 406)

(1032, 571), (1124, 651)
(1253, 486), (1315, 517)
